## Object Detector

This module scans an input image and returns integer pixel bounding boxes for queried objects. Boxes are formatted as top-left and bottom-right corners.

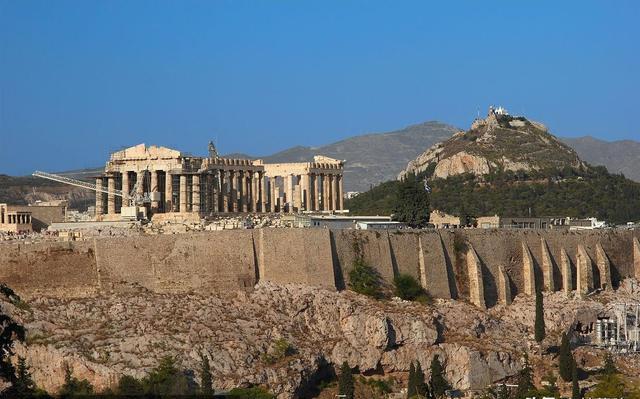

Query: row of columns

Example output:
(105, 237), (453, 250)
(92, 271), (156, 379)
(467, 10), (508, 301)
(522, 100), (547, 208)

(96, 169), (344, 216)
(4, 214), (31, 224)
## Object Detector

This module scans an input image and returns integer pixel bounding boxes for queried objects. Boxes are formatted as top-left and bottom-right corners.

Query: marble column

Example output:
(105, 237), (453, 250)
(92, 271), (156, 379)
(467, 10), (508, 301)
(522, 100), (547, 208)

(240, 171), (248, 213)
(230, 171), (238, 212)
(165, 173), (173, 212)
(179, 175), (188, 213)
(338, 175), (344, 210)
(192, 174), (200, 213)
(221, 171), (229, 213)
(95, 178), (104, 216)
(251, 172), (258, 212)
(286, 174), (294, 213)
(331, 174), (338, 211)
(212, 171), (219, 213)
(107, 176), (116, 215)
(150, 170), (159, 212)
(259, 173), (267, 212)
(270, 177), (278, 212)
(301, 174), (310, 211)
(322, 174), (330, 211)
(312, 174), (319, 211)
(121, 172), (130, 206)
(136, 171), (145, 197)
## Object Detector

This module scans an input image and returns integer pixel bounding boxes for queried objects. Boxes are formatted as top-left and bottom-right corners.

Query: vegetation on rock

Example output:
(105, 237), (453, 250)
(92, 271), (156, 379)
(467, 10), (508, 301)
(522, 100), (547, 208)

(348, 258), (383, 298)
(534, 290), (545, 343)
(558, 333), (574, 382)
(338, 361), (355, 399)
(393, 274), (431, 303)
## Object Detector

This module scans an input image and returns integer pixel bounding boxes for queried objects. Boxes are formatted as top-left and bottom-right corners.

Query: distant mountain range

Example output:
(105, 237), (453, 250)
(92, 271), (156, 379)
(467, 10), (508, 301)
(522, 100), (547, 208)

(560, 136), (640, 182)
(7, 121), (639, 196)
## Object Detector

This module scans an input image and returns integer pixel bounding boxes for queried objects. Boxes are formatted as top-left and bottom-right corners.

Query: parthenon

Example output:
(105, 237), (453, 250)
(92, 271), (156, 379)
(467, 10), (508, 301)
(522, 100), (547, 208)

(94, 143), (345, 219)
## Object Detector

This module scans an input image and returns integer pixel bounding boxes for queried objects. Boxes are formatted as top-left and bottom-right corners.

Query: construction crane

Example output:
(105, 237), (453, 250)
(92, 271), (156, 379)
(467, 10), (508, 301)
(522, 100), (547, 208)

(32, 170), (150, 220)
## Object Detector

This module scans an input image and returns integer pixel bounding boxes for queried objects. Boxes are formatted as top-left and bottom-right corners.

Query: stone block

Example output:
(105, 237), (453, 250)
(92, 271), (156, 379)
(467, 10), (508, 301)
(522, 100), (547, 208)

(560, 247), (573, 294)
(497, 265), (512, 305)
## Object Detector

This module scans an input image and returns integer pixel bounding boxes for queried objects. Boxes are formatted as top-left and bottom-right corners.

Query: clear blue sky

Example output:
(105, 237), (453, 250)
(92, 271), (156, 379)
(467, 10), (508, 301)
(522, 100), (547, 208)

(1, 0), (638, 175)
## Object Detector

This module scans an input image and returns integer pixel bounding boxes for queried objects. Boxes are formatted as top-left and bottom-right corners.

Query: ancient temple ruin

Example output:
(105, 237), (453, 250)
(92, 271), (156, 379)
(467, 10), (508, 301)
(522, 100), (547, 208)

(94, 143), (345, 219)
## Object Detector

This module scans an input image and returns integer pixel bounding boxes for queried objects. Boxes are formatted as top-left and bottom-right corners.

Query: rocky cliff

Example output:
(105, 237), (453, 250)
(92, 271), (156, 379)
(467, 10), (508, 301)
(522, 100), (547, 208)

(4, 281), (640, 398)
(399, 110), (586, 180)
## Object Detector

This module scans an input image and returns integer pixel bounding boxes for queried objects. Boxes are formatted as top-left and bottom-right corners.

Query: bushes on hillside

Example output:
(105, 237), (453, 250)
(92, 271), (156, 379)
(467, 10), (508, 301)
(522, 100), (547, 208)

(393, 274), (432, 304)
(348, 258), (383, 298)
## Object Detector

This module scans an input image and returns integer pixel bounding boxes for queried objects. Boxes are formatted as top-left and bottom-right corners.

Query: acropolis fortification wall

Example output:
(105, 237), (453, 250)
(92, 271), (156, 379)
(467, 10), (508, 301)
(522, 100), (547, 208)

(1, 229), (638, 308)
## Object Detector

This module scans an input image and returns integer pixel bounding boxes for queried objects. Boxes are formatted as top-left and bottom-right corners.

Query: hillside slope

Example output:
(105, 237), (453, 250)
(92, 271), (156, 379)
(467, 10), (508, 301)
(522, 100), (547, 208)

(400, 110), (586, 180)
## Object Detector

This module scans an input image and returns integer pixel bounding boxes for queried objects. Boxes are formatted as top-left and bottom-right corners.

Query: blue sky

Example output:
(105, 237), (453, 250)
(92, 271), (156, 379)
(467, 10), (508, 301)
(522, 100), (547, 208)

(1, 1), (638, 175)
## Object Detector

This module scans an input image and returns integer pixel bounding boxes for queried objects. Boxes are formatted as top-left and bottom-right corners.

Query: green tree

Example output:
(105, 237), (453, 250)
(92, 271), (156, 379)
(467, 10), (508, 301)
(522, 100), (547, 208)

(59, 364), (94, 398)
(601, 353), (617, 375)
(348, 258), (382, 298)
(414, 361), (427, 397)
(407, 362), (417, 398)
(0, 284), (26, 387)
(228, 386), (275, 399)
(534, 290), (545, 343)
(116, 375), (144, 398)
(515, 353), (535, 399)
(571, 362), (580, 399)
(393, 173), (430, 228)
(13, 357), (36, 399)
(558, 332), (574, 382)
(143, 356), (194, 397)
(394, 274), (430, 302)
(429, 355), (450, 398)
(588, 373), (625, 397)
(338, 361), (354, 399)
(199, 351), (213, 396)
(496, 384), (509, 399)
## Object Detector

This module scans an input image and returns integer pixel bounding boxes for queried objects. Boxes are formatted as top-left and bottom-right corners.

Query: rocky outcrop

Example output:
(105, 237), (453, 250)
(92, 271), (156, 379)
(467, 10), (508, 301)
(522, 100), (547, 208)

(399, 109), (586, 180)
(5, 281), (640, 398)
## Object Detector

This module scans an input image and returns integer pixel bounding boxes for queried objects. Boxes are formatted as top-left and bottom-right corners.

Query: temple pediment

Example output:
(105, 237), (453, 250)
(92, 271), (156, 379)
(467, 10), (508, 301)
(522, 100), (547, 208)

(110, 144), (182, 161)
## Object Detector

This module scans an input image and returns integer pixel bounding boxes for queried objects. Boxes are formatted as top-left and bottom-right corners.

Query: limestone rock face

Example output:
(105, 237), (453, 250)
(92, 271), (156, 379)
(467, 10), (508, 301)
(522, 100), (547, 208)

(5, 282), (637, 398)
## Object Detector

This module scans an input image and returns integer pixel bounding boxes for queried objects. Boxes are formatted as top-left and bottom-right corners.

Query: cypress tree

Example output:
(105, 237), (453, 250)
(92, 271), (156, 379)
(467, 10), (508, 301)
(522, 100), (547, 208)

(429, 355), (450, 398)
(199, 352), (213, 396)
(407, 362), (417, 398)
(338, 361), (354, 399)
(558, 333), (574, 381)
(415, 361), (426, 397)
(515, 353), (534, 399)
(571, 361), (580, 399)
(534, 290), (545, 343)
(13, 357), (36, 399)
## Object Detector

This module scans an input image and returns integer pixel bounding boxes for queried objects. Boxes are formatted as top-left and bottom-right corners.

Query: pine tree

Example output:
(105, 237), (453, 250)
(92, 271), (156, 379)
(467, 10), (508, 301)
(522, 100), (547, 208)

(414, 361), (426, 397)
(199, 352), (213, 396)
(338, 361), (354, 399)
(534, 290), (545, 343)
(407, 362), (417, 398)
(571, 362), (580, 399)
(13, 357), (35, 399)
(429, 355), (450, 398)
(515, 353), (535, 399)
(558, 332), (574, 382)
(393, 173), (430, 228)
(601, 353), (617, 375)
